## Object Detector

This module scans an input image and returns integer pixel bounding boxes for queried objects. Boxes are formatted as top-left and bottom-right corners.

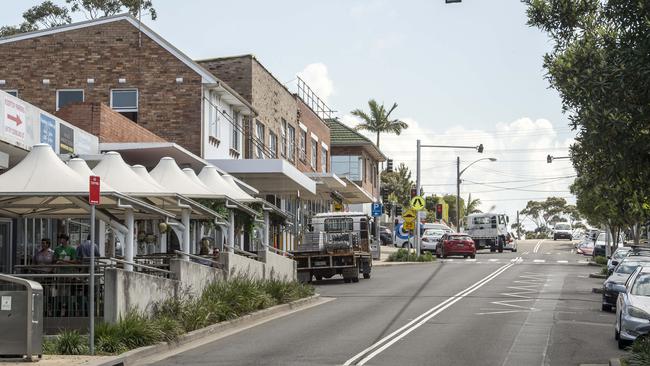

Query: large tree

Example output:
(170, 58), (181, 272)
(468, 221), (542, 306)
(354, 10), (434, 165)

(527, 0), (650, 243)
(520, 196), (568, 233)
(381, 163), (413, 207)
(1, 0), (156, 38)
(351, 99), (408, 148)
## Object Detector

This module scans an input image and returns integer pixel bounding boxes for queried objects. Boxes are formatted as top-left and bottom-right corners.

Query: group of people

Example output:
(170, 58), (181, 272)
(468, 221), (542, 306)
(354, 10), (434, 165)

(32, 233), (101, 268)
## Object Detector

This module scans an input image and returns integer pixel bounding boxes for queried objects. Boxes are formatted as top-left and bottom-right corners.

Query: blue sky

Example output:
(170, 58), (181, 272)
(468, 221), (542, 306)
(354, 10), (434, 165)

(0, 0), (577, 225)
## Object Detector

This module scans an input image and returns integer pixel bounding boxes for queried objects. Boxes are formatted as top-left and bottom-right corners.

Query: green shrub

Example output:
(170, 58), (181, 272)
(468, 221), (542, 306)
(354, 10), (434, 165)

(152, 316), (184, 342)
(115, 310), (164, 349)
(42, 338), (57, 355)
(594, 256), (608, 266)
(54, 329), (87, 355)
(387, 248), (435, 262)
(628, 335), (650, 366)
(262, 278), (315, 303)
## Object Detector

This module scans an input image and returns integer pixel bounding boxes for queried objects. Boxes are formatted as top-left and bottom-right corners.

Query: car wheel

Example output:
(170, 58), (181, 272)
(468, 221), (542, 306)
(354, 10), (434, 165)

(315, 275), (323, 281)
(602, 303), (612, 312)
(618, 337), (631, 350)
(363, 273), (371, 279)
(402, 242), (410, 249)
(470, 254), (475, 259)
(442, 250), (448, 259)
(615, 328), (620, 341)
(512, 247), (517, 253)
(554, 236), (557, 241)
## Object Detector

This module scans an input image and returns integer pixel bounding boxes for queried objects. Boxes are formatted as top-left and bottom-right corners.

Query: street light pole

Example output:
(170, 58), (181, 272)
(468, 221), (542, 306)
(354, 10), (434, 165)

(456, 157), (498, 232)
(415, 139), (421, 256)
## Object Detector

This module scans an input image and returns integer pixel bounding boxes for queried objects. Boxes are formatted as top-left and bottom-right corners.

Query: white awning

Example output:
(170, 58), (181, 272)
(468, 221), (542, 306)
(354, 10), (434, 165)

(210, 159), (317, 195)
(198, 165), (255, 202)
(149, 157), (218, 199)
(68, 158), (116, 194)
(339, 177), (376, 204)
(92, 152), (168, 196)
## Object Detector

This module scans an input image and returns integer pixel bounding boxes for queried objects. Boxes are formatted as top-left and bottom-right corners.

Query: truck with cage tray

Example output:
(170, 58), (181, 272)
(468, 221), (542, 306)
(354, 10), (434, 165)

(293, 212), (373, 283)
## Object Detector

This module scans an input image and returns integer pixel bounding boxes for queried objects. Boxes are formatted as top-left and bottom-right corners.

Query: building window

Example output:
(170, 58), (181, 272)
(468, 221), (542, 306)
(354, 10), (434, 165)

(281, 119), (287, 158)
(299, 129), (307, 162)
(311, 138), (318, 170)
(269, 132), (277, 158)
(321, 146), (327, 173)
(287, 125), (296, 162)
(2, 90), (18, 97)
(56, 89), (84, 111)
(110, 89), (138, 122)
(231, 111), (240, 152)
(255, 121), (265, 159)
(332, 155), (363, 181)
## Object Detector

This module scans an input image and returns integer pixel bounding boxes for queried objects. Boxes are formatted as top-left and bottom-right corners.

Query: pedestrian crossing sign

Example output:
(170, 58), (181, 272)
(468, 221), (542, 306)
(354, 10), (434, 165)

(410, 195), (425, 211)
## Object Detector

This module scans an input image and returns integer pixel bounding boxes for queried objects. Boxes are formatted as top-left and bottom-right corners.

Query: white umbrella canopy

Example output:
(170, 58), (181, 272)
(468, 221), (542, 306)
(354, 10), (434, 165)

(132, 165), (167, 190)
(149, 157), (216, 198)
(67, 158), (116, 193)
(197, 165), (256, 202)
(222, 174), (257, 202)
(93, 152), (168, 196)
(0, 144), (88, 194)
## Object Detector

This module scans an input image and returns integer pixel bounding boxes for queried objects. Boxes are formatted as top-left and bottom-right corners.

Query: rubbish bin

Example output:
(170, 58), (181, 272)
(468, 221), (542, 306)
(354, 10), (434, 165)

(0, 274), (43, 360)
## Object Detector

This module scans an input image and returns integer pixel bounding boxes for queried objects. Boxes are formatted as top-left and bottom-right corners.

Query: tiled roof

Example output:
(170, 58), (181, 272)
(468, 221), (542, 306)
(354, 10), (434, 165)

(325, 119), (386, 161)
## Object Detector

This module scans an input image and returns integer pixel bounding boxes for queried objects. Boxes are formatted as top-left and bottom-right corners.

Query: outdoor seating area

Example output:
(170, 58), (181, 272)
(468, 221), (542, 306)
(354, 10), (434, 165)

(0, 144), (297, 332)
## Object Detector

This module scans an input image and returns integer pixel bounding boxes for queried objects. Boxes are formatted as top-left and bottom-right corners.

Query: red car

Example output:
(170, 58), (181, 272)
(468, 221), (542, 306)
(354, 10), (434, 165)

(436, 234), (476, 259)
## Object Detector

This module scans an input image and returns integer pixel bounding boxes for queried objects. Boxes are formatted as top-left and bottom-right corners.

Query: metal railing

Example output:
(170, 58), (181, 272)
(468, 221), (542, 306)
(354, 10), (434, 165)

(224, 245), (259, 259)
(107, 258), (173, 279)
(174, 250), (223, 269)
(263, 244), (294, 258)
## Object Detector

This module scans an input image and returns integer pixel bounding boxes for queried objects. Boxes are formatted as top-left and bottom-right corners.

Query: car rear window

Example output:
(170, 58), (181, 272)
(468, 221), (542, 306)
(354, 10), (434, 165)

(616, 263), (641, 274)
(555, 224), (571, 230)
(450, 235), (471, 241)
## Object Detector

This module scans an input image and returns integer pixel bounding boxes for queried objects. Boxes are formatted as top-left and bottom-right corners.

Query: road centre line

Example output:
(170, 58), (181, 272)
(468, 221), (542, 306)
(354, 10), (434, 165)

(344, 262), (516, 365)
(533, 239), (544, 254)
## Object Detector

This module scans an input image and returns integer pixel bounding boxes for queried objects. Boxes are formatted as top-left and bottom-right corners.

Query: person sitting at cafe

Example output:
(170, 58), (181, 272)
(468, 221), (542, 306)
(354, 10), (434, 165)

(54, 234), (76, 263)
(76, 234), (100, 262)
(33, 238), (54, 272)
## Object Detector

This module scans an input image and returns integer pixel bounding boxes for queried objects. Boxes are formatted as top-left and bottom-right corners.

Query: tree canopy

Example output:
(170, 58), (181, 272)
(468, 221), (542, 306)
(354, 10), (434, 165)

(381, 163), (413, 207)
(526, 0), (650, 243)
(1, 0), (156, 38)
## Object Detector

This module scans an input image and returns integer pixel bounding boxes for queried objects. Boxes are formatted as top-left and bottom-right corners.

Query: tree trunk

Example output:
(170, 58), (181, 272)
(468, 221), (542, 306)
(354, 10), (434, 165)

(376, 131), (380, 148)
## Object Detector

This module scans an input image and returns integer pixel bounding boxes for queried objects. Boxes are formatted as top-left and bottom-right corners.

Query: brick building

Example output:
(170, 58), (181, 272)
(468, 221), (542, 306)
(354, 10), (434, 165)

(0, 14), (255, 162)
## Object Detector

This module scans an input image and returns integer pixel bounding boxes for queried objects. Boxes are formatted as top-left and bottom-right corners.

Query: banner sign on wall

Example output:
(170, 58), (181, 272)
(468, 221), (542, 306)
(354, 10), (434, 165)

(59, 123), (74, 154)
(3, 97), (26, 147)
(39, 113), (56, 151)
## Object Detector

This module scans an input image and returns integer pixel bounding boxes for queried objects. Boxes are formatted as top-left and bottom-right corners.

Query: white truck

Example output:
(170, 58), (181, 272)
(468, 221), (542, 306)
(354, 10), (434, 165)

(466, 213), (517, 253)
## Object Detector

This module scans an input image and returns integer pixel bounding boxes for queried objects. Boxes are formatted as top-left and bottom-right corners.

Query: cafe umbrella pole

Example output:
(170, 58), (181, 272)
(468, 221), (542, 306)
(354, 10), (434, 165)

(89, 203), (95, 355)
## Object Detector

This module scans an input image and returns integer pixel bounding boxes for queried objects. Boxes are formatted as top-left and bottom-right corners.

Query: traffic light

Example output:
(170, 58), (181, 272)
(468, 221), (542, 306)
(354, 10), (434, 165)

(396, 205), (403, 216)
(477, 144), (484, 153)
(410, 187), (417, 198)
(381, 188), (389, 201)
(435, 204), (443, 220)
(386, 159), (393, 173)
(547, 154), (553, 163)
(384, 202), (393, 214)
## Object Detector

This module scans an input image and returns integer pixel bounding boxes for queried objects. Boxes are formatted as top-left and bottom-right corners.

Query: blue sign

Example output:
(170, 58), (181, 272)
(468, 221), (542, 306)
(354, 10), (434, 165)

(371, 203), (382, 217)
(40, 113), (56, 151)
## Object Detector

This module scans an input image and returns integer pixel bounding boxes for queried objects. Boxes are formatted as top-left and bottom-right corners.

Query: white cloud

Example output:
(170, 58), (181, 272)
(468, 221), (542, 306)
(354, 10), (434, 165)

(297, 63), (334, 104)
(340, 115), (577, 229)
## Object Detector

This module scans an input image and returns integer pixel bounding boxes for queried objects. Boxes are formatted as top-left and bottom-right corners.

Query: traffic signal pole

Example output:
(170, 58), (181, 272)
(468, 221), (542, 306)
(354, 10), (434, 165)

(415, 139), (421, 256)
(456, 156), (461, 231)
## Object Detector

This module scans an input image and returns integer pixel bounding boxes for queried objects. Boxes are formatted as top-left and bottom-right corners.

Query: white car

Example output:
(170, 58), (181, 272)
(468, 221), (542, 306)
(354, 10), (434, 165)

(421, 229), (445, 252)
(552, 223), (572, 240)
(615, 265), (650, 349)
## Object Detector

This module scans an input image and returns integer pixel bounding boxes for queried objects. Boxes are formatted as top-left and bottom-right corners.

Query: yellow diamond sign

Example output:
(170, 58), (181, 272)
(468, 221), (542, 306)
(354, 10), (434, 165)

(403, 209), (417, 223)
(410, 196), (425, 211)
(403, 220), (415, 231)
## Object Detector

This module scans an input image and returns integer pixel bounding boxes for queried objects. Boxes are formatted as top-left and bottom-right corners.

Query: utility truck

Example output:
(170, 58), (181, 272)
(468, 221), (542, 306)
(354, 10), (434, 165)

(293, 212), (373, 283)
(466, 213), (517, 253)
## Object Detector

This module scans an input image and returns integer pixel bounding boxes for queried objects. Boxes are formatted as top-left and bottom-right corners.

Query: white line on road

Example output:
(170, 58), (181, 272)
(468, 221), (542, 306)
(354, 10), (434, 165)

(533, 259), (545, 263)
(489, 258), (499, 262)
(557, 260), (568, 264)
(465, 258), (477, 262)
(344, 262), (516, 365)
(533, 239), (544, 254)
(522, 251), (530, 255)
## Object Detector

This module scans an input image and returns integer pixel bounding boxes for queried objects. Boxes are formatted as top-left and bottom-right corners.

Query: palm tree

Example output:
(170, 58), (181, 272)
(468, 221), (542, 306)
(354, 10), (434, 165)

(351, 99), (409, 148)
(465, 193), (482, 215)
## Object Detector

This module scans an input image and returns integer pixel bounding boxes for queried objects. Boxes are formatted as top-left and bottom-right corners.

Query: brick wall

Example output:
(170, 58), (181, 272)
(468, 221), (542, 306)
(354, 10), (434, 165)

(296, 97), (330, 173)
(56, 102), (166, 143)
(0, 19), (203, 155)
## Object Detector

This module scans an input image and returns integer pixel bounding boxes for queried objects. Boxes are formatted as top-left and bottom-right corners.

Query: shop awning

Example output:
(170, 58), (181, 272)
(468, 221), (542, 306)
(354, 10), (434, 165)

(338, 177), (376, 204)
(0, 144), (174, 221)
(210, 159), (317, 196)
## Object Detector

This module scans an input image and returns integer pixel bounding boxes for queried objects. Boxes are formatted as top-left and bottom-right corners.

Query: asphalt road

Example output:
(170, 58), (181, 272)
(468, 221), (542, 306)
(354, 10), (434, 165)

(152, 239), (627, 366)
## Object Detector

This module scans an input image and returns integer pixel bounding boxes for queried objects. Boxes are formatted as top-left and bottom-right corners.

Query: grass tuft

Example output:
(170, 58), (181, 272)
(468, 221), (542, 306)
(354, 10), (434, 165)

(387, 248), (435, 262)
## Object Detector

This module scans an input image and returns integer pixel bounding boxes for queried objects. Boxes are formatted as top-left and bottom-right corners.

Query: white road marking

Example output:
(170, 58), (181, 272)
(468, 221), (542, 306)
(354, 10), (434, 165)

(489, 258), (499, 262)
(533, 239), (544, 254)
(344, 262), (515, 365)
(545, 252), (551, 255)
(522, 251), (530, 255)
(477, 273), (546, 315)
(465, 258), (477, 262)
(533, 259), (545, 263)
(557, 260), (568, 264)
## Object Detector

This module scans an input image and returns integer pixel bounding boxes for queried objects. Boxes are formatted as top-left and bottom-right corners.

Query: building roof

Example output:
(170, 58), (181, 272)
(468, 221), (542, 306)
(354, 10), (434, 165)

(325, 119), (387, 161)
(0, 14), (256, 116)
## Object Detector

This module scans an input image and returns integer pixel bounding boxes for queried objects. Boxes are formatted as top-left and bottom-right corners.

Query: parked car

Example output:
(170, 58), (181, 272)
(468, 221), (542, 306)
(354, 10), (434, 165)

(552, 223), (573, 240)
(436, 233), (476, 259)
(421, 223), (453, 234)
(608, 247), (633, 274)
(577, 240), (595, 256)
(602, 257), (650, 311)
(379, 226), (393, 246)
(594, 232), (626, 258)
(615, 265), (650, 349)
(421, 228), (445, 253)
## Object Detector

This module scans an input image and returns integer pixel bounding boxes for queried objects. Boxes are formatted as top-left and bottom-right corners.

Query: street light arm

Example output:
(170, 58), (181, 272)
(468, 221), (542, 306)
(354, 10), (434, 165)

(459, 157), (497, 177)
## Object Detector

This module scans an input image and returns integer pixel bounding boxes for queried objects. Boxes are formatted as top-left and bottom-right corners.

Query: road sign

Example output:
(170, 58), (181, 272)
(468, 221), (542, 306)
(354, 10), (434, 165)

(410, 195), (425, 211)
(89, 176), (100, 205)
(403, 209), (417, 222)
(371, 203), (382, 217)
(333, 202), (343, 212)
(403, 220), (415, 231)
